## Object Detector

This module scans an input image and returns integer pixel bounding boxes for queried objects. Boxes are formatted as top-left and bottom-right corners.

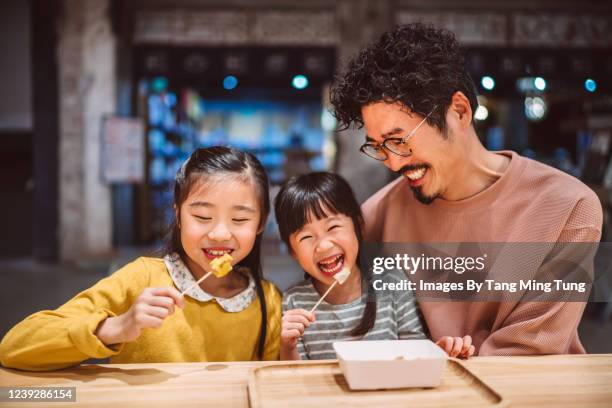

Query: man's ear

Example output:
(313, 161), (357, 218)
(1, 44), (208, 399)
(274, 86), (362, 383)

(447, 91), (473, 129)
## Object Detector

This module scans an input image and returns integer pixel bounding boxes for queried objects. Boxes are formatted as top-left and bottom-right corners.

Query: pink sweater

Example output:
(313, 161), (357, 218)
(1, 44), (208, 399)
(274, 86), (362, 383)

(362, 151), (602, 355)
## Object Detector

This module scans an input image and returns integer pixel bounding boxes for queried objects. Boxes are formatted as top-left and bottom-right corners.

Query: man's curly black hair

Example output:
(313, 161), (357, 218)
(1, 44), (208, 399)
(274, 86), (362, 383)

(330, 23), (478, 133)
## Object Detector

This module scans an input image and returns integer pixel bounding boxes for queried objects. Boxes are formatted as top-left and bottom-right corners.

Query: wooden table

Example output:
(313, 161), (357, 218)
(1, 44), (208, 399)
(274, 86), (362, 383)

(1, 355), (611, 407)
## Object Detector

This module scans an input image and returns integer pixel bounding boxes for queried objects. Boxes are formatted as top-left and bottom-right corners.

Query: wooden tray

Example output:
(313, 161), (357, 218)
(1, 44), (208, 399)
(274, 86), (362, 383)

(248, 359), (507, 408)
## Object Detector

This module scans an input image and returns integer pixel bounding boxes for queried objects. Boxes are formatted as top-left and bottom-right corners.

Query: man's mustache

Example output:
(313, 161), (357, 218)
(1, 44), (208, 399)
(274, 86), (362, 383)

(396, 164), (429, 176)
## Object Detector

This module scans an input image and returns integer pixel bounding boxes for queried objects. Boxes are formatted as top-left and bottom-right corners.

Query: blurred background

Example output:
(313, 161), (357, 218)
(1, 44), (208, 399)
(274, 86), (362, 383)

(1, 0), (612, 353)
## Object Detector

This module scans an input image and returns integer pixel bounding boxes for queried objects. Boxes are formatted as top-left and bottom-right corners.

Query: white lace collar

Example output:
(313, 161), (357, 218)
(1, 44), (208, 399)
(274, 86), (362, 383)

(163, 253), (256, 313)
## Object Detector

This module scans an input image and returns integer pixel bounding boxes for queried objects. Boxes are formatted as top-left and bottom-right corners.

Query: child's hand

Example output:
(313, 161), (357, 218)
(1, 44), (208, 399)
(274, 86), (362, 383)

(280, 309), (315, 351)
(96, 287), (185, 345)
(436, 335), (475, 359)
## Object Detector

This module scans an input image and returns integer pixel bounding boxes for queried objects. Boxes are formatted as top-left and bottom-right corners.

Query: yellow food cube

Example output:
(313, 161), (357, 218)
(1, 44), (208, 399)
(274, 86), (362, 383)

(210, 253), (233, 277)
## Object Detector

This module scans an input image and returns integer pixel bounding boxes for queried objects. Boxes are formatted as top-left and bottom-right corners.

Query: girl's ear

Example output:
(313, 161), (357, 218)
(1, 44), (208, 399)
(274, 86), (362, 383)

(288, 246), (297, 260)
(256, 213), (270, 235)
(174, 204), (180, 228)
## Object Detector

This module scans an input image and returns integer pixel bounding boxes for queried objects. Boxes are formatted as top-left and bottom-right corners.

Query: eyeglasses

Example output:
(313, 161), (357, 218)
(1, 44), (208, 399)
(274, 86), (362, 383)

(359, 106), (437, 161)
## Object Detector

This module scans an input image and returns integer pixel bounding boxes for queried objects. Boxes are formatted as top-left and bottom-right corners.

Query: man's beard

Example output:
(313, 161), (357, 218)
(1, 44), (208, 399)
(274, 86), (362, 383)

(397, 164), (438, 205)
(410, 185), (438, 205)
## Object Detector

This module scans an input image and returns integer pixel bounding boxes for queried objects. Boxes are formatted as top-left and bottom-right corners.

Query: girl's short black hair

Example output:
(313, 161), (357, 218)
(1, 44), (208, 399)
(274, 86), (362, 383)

(165, 146), (270, 359)
(274, 172), (375, 336)
(274, 172), (363, 248)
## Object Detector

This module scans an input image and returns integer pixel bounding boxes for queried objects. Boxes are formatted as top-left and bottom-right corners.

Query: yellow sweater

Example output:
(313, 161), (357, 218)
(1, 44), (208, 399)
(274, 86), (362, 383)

(0, 257), (281, 371)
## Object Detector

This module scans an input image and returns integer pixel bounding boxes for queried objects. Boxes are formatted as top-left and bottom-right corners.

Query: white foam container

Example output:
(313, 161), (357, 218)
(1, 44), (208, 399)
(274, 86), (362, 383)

(333, 339), (448, 390)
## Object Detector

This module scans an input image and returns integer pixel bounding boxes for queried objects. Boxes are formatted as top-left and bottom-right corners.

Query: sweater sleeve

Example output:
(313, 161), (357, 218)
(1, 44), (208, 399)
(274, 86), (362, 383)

(261, 282), (282, 361)
(480, 195), (602, 356)
(0, 258), (150, 371)
(395, 290), (427, 340)
(478, 300), (587, 355)
(384, 270), (426, 339)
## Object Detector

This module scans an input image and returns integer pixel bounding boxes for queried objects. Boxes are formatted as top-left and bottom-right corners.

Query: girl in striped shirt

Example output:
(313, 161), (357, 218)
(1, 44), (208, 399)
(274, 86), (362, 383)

(274, 172), (474, 360)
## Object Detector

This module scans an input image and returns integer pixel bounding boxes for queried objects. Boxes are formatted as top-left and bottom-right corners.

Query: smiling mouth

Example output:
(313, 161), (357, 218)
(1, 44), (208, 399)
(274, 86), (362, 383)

(317, 254), (345, 276)
(401, 164), (429, 187)
(202, 248), (234, 260)
(405, 166), (426, 180)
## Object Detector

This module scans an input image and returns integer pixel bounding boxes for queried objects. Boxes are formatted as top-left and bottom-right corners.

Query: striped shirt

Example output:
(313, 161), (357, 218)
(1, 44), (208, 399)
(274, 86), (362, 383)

(282, 271), (425, 360)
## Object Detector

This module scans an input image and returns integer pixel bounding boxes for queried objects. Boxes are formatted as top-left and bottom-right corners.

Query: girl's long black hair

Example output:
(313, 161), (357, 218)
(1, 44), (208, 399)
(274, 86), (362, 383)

(274, 172), (376, 336)
(165, 146), (270, 359)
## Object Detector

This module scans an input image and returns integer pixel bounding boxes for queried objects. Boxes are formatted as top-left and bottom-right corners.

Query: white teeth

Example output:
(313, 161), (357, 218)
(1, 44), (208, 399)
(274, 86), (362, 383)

(319, 254), (342, 265)
(206, 249), (231, 256)
(318, 255), (344, 274)
(405, 168), (426, 180)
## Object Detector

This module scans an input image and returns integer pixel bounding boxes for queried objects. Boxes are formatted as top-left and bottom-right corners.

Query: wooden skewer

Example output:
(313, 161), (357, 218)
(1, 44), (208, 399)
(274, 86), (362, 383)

(181, 271), (213, 296)
(309, 280), (338, 314)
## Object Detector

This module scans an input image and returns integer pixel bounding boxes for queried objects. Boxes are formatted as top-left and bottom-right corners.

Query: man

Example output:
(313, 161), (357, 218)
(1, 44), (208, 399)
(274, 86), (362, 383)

(330, 23), (602, 355)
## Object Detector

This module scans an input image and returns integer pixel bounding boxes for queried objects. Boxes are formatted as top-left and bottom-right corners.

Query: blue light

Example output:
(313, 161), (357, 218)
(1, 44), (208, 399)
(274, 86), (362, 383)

(164, 92), (177, 107)
(534, 77), (547, 91)
(585, 78), (597, 93)
(223, 76), (238, 90)
(151, 76), (168, 93)
(292, 75), (309, 90)
(481, 76), (495, 91)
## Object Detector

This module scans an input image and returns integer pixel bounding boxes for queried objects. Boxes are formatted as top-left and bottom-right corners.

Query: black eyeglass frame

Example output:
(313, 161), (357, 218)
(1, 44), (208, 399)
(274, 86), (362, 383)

(359, 106), (438, 161)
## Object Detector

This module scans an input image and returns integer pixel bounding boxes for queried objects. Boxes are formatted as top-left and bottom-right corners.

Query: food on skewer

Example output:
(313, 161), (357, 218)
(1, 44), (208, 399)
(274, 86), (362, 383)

(310, 266), (352, 314)
(210, 253), (233, 277)
(180, 253), (234, 296)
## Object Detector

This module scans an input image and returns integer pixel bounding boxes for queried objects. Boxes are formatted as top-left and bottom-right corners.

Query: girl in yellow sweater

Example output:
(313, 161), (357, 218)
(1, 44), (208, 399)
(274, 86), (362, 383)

(0, 146), (281, 371)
